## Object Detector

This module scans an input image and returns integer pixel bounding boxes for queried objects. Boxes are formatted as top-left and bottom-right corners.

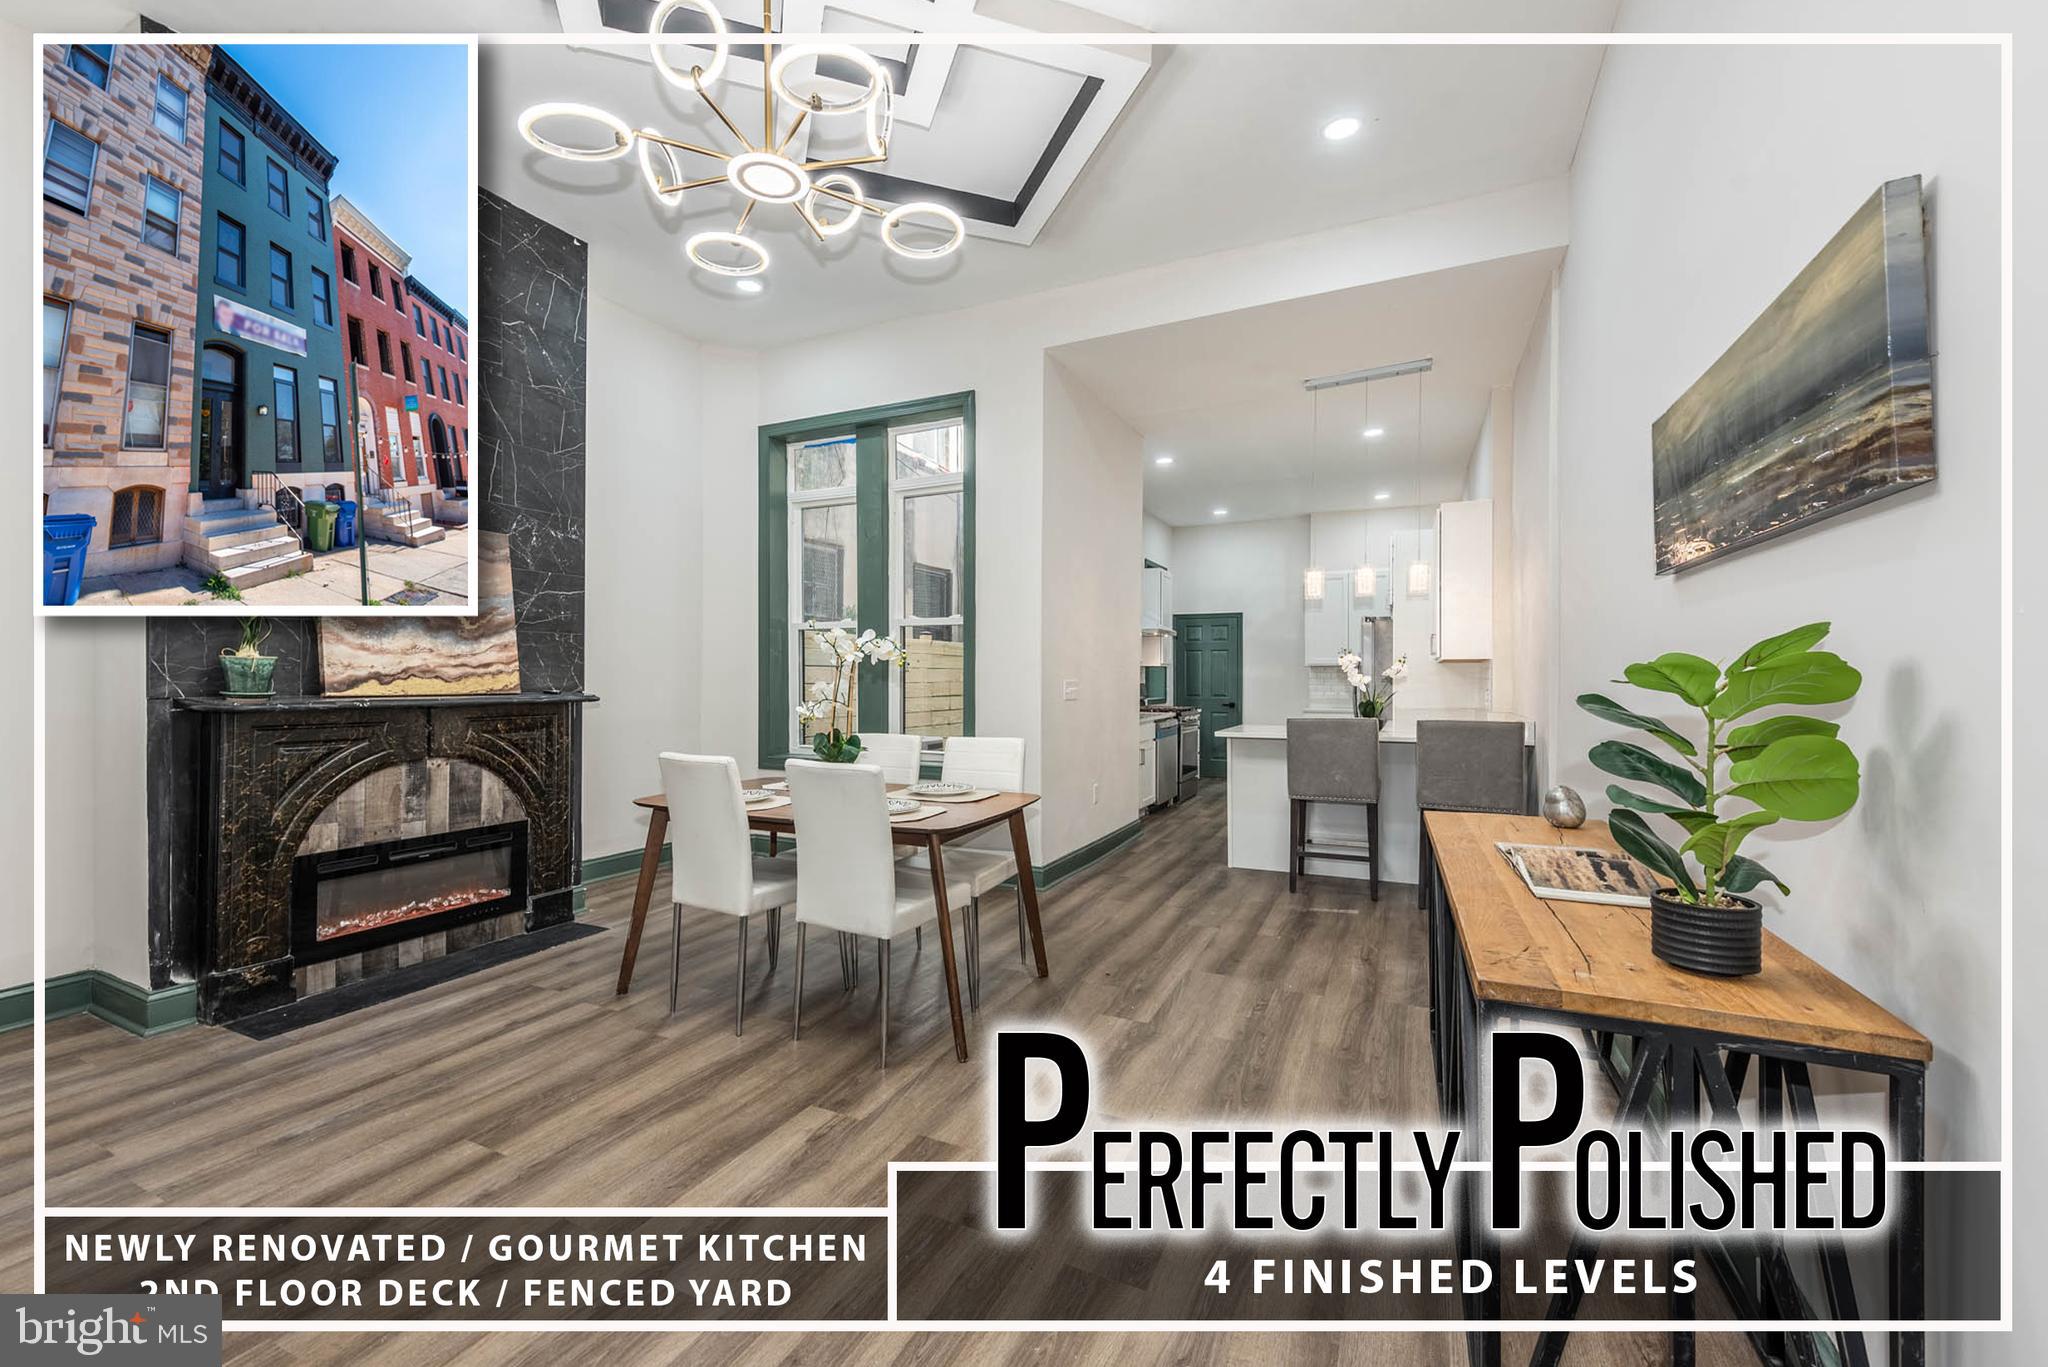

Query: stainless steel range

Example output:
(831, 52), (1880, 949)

(1174, 707), (1201, 799)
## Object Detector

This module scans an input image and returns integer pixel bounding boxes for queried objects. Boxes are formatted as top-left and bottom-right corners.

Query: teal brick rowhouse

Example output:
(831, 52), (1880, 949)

(189, 48), (350, 503)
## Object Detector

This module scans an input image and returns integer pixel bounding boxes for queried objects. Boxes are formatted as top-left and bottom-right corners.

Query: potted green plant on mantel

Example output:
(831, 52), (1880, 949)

(1579, 621), (1862, 977)
(219, 616), (277, 698)
(793, 624), (908, 762)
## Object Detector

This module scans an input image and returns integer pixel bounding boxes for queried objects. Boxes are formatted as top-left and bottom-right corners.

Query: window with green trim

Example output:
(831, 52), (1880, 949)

(759, 393), (975, 768)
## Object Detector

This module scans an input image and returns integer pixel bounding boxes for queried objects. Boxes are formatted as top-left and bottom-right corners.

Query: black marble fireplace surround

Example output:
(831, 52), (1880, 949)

(143, 192), (592, 1023)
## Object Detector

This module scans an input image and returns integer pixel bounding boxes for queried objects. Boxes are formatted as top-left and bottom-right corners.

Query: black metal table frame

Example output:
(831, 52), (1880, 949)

(1420, 841), (1927, 1367)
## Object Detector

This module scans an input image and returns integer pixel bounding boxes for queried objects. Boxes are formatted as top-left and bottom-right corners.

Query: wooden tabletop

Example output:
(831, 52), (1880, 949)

(1427, 810), (1931, 1063)
(635, 780), (1038, 841)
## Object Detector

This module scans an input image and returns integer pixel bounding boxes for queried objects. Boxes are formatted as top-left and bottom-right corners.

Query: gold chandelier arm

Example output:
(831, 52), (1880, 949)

(691, 69), (756, 151)
(776, 106), (810, 156)
(637, 130), (728, 161)
(810, 183), (887, 217)
(762, 0), (775, 153)
(793, 201), (826, 243)
(735, 200), (756, 234)
(656, 174), (729, 194)
(802, 152), (888, 173)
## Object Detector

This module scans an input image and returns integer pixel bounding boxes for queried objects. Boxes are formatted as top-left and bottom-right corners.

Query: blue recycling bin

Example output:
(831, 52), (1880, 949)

(336, 499), (359, 548)
(42, 513), (96, 606)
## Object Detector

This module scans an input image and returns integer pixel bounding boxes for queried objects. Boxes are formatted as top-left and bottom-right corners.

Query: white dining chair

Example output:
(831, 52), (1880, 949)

(852, 731), (925, 785)
(783, 759), (973, 1066)
(658, 752), (799, 1035)
(907, 736), (1027, 1007)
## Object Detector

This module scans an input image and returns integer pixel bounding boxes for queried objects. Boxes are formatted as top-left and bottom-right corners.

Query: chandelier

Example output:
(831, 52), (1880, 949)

(516, 0), (963, 282)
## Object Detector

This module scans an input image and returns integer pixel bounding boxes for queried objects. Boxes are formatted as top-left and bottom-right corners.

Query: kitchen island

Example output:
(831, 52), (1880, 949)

(1217, 709), (1529, 888)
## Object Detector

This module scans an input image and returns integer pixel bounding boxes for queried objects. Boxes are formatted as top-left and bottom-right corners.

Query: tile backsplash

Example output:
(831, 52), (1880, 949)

(1307, 667), (1356, 713)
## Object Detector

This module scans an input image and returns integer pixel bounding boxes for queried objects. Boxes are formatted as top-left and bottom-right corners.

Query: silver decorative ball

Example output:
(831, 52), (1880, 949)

(1541, 784), (1587, 829)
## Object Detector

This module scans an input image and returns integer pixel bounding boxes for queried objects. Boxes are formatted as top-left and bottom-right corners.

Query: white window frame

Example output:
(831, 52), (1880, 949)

(153, 74), (188, 142)
(886, 415), (966, 740)
(786, 434), (858, 750)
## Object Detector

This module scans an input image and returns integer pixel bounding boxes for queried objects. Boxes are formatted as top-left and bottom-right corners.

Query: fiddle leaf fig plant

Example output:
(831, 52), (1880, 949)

(1578, 622), (1861, 907)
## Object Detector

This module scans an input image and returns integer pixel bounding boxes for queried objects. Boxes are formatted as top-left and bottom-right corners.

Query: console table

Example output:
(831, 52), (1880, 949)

(1422, 810), (1931, 1367)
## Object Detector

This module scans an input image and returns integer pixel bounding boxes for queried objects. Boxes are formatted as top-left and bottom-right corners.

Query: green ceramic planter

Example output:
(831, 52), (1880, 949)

(219, 653), (277, 697)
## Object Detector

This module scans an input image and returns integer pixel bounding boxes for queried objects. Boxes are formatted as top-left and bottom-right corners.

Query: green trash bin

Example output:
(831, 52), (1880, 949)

(304, 500), (338, 553)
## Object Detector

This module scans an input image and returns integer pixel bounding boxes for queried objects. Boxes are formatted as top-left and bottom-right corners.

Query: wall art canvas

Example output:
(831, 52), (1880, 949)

(319, 530), (521, 696)
(1651, 175), (1933, 574)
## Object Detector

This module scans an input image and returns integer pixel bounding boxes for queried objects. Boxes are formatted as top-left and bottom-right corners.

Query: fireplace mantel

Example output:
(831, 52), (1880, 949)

(192, 693), (589, 1022)
(175, 691), (598, 712)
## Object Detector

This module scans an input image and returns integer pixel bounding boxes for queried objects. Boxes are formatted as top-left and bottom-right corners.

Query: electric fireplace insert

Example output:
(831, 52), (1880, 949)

(289, 821), (529, 964)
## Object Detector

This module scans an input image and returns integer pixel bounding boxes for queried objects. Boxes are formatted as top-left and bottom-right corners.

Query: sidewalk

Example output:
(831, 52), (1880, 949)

(75, 524), (475, 609)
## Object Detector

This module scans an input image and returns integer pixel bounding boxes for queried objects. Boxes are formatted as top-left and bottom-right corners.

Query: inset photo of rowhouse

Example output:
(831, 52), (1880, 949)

(37, 37), (476, 612)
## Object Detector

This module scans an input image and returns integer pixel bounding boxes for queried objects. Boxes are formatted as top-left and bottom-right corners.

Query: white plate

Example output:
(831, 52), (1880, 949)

(908, 781), (971, 797)
(742, 789), (779, 804)
(885, 797), (922, 816)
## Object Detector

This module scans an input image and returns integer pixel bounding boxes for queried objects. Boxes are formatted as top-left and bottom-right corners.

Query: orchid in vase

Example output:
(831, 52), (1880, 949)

(794, 624), (909, 762)
(1337, 649), (1407, 721)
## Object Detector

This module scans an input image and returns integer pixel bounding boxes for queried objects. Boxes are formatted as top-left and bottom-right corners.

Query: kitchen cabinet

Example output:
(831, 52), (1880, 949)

(1136, 719), (1157, 817)
(1301, 570), (1356, 665)
(1432, 499), (1494, 661)
(1141, 566), (1173, 633)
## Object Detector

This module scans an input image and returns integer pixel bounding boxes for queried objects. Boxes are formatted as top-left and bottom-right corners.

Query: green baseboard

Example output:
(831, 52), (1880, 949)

(0, 971), (198, 1037)
(1032, 819), (1142, 890)
(583, 843), (669, 884)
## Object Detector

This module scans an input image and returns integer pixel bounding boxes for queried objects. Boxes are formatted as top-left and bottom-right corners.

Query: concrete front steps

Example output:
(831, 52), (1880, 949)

(181, 498), (313, 590)
(364, 498), (447, 547)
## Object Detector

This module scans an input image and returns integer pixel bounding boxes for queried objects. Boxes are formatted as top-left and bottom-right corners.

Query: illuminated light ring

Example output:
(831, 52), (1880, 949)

(650, 0), (729, 87)
(637, 131), (684, 204)
(879, 201), (964, 259)
(768, 42), (886, 115)
(726, 151), (812, 204)
(518, 102), (633, 161)
(685, 230), (770, 277)
(804, 173), (866, 237)
(865, 68), (894, 157)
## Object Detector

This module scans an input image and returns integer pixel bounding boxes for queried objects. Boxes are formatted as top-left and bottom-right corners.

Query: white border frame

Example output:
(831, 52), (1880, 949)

(30, 32), (481, 618)
(28, 24), (2013, 1348)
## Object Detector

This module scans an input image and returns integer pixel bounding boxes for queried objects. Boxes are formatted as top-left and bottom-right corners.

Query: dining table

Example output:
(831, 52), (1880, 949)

(614, 777), (1048, 1062)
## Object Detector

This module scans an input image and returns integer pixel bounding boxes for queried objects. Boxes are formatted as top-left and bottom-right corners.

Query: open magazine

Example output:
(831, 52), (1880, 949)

(1496, 842), (1664, 907)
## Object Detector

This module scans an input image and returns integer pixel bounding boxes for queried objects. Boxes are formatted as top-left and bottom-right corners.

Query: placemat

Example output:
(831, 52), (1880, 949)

(889, 803), (946, 823)
(908, 787), (998, 804)
(742, 794), (792, 811)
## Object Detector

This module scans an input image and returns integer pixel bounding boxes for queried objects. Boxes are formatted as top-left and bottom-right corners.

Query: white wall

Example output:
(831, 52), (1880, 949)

(1, 16), (31, 991)
(41, 621), (149, 987)
(1507, 279), (1558, 791)
(1167, 516), (1309, 726)
(580, 294), (706, 861)
(1556, 39), (2002, 1168)
(1041, 358), (1145, 853)
(1142, 514), (1173, 569)
(1463, 389), (1517, 712)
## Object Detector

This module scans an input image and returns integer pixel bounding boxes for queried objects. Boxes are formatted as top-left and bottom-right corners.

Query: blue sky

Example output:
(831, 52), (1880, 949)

(226, 43), (470, 315)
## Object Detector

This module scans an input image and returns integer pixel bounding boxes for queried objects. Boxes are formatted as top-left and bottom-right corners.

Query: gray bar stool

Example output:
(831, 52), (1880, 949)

(1286, 717), (1381, 900)
(1415, 719), (1530, 906)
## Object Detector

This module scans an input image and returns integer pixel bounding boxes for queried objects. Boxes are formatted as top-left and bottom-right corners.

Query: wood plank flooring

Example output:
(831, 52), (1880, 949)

(7, 785), (1755, 1363)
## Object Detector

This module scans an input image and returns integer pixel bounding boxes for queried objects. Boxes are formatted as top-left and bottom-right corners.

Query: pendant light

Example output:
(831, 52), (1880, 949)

(1352, 381), (1376, 602)
(1303, 386), (1324, 603)
(1408, 376), (1431, 598)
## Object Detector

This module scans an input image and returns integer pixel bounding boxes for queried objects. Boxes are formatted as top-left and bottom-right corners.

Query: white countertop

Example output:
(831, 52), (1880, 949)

(1218, 709), (1530, 745)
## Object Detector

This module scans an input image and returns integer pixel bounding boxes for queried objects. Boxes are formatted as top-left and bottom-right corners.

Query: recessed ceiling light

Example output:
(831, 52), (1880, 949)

(1212, 508), (1228, 517)
(1361, 427), (1384, 439)
(734, 279), (763, 294)
(1374, 490), (1391, 500)
(1322, 115), (1363, 142)
(1154, 454), (1174, 466)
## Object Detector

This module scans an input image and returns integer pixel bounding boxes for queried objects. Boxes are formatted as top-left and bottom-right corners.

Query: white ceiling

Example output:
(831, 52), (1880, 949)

(483, 29), (1606, 346)
(1049, 248), (1563, 526)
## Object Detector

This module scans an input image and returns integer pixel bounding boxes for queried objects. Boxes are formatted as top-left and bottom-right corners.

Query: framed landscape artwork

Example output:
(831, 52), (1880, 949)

(1651, 175), (1934, 574)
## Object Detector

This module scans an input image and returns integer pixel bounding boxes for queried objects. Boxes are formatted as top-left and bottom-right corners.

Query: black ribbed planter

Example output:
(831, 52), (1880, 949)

(1649, 889), (1762, 977)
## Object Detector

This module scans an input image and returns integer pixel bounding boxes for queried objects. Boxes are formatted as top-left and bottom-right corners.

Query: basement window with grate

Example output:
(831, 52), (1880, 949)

(109, 486), (164, 548)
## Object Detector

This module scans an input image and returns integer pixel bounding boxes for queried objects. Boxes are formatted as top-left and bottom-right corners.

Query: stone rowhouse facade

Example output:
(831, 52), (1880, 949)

(331, 196), (432, 498)
(405, 273), (470, 491)
(42, 41), (213, 574)
(190, 48), (352, 508)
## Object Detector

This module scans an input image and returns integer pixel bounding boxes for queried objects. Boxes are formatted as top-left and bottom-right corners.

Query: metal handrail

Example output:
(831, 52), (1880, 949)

(250, 472), (307, 548)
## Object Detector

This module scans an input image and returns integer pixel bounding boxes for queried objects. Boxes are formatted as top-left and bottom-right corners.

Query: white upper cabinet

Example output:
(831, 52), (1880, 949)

(1432, 499), (1494, 661)
(1141, 565), (1172, 633)
(1302, 571), (1355, 665)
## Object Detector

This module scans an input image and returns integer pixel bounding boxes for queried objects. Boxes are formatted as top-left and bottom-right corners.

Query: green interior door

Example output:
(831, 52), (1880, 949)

(1174, 613), (1242, 778)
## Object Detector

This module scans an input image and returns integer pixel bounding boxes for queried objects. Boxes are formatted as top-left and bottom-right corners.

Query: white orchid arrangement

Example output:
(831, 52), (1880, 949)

(1337, 649), (1408, 719)
(795, 624), (909, 761)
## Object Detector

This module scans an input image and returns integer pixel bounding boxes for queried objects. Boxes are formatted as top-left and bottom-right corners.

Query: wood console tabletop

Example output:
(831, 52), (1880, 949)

(1425, 810), (1929, 1062)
